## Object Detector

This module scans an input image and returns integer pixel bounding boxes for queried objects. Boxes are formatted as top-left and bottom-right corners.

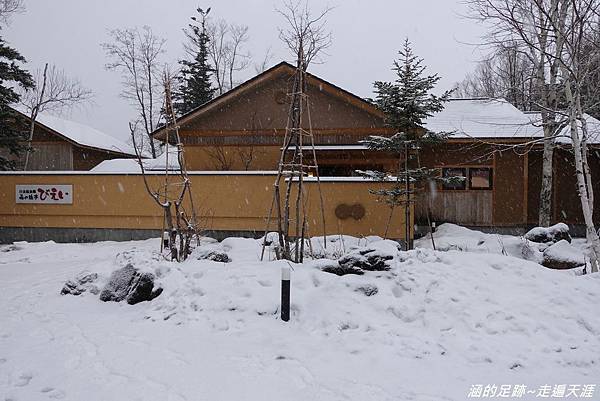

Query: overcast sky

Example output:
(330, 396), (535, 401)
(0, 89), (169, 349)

(4, 0), (487, 143)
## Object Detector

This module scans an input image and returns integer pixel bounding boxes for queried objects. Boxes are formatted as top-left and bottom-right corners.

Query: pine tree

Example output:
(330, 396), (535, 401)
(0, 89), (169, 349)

(174, 7), (215, 116)
(0, 35), (33, 170)
(359, 39), (453, 248)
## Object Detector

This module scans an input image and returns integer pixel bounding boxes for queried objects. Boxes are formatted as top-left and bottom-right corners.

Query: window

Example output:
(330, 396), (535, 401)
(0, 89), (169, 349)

(469, 168), (493, 189)
(441, 168), (467, 190)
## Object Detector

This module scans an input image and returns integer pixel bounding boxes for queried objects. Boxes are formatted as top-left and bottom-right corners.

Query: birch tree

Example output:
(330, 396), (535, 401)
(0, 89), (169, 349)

(102, 26), (166, 158)
(466, 0), (568, 227)
(19, 63), (92, 170)
(544, 0), (600, 272)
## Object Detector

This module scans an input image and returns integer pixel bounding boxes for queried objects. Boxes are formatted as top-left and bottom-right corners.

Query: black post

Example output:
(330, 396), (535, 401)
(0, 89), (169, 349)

(281, 266), (290, 322)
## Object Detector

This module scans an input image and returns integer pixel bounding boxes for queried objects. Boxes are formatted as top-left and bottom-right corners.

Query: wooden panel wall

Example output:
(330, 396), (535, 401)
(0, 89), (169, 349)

(28, 143), (73, 170)
(417, 191), (493, 225)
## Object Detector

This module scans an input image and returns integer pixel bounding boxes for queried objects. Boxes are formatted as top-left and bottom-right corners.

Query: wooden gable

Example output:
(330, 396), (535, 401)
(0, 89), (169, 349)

(156, 62), (389, 144)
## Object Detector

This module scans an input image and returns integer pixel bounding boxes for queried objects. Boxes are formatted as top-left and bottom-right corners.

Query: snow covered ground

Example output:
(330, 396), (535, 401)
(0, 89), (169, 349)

(1, 229), (599, 401)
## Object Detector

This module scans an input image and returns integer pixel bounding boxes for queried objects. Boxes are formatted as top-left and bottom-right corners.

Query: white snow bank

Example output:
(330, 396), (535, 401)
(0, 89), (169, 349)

(1, 237), (599, 400)
(416, 223), (589, 269)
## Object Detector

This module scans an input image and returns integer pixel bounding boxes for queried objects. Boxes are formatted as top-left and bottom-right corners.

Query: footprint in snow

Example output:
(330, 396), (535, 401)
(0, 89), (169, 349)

(41, 387), (66, 399)
(14, 372), (32, 387)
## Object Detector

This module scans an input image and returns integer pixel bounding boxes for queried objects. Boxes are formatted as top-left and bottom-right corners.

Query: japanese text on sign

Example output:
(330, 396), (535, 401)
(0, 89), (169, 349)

(16, 185), (73, 204)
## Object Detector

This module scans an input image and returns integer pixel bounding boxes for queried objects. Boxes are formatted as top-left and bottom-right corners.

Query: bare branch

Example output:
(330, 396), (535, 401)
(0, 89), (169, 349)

(276, 0), (333, 68)
(102, 26), (167, 158)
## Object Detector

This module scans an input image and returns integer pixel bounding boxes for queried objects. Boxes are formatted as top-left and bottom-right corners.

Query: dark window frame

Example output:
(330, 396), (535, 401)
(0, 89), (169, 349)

(441, 167), (467, 190)
(468, 167), (493, 190)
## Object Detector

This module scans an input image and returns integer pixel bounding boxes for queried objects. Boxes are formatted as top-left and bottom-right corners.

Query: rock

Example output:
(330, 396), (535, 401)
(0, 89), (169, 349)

(355, 284), (378, 296)
(201, 250), (231, 263)
(321, 262), (364, 276)
(542, 240), (585, 270)
(195, 245), (231, 263)
(525, 223), (572, 244)
(338, 248), (393, 272)
(61, 271), (100, 296)
(99, 264), (162, 304)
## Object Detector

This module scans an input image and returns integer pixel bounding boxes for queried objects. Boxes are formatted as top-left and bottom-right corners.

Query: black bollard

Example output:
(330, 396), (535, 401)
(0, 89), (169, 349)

(281, 266), (290, 322)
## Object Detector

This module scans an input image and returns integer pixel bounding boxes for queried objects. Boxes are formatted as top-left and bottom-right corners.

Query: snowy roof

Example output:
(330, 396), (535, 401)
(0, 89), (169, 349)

(424, 98), (541, 139)
(91, 149), (181, 173)
(425, 98), (600, 144)
(526, 112), (600, 145)
(13, 106), (136, 156)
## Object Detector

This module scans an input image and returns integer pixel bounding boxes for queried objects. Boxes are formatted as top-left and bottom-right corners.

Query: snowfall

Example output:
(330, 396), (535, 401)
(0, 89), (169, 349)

(1, 224), (598, 401)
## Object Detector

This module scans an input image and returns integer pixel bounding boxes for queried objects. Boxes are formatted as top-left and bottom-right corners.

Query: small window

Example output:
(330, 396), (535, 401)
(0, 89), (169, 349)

(469, 168), (493, 189)
(442, 167), (467, 190)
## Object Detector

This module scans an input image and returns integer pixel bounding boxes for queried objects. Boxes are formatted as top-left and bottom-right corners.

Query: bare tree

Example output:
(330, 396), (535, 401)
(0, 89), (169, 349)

(457, 42), (536, 111)
(0, 0), (24, 24)
(130, 72), (201, 261)
(254, 47), (274, 74)
(19, 63), (93, 170)
(276, 0), (333, 68)
(206, 145), (233, 170)
(206, 17), (251, 95)
(466, 0), (569, 227)
(262, 0), (332, 262)
(102, 26), (166, 158)
(547, 0), (600, 273)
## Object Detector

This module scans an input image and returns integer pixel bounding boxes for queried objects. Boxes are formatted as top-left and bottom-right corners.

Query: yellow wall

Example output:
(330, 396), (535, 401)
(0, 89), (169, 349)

(0, 173), (411, 239)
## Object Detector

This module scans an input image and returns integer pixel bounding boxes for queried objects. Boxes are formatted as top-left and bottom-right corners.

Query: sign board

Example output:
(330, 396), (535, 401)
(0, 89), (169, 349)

(16, 184), (73, 204)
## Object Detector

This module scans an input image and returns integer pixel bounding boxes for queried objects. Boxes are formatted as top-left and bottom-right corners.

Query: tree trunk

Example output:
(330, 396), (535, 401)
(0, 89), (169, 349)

(538, 136), (554, 226)
(564, 78), (600, 273)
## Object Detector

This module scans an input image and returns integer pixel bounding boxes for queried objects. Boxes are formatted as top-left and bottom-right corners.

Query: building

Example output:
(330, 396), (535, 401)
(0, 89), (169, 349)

(6, 107), (136, 170)
(153, 61), (600, 233)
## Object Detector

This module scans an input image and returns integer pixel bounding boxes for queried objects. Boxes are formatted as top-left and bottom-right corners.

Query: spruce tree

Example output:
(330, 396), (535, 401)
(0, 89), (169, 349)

(0, 35), (33, 170)
(174, 7), (215, 116)
(359, 39), (454, 248)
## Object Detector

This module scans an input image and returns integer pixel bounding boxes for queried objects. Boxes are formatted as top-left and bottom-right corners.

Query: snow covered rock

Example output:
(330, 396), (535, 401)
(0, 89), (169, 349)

(317, 259), (364, 276)
(338, 248), (393, 272)
(60, 271), (100, 296)
(99, 264), (162, 304)
(525, 223), (572, 244)
(197, 249), (231, 263)
(542, 240), (585, 270)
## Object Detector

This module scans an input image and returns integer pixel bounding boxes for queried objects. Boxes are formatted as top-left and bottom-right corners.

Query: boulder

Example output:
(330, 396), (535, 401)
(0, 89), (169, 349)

(199, 250), (231, 263)
(61, 271), (100, 296)
(525, 223), (572, 244)
(338, 248), (393, 272)
(99, 264), (162, 305)
(321, 261), (364, 276)
(542, 240), (585, 270)
(195, 245), (231, 263)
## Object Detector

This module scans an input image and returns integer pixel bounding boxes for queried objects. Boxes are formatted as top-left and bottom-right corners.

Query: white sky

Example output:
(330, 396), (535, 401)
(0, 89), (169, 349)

(4, 0), (487, 143)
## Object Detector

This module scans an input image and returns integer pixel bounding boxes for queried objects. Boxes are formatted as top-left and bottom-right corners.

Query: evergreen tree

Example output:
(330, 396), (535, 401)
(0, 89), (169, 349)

(359, 39), (454, 248)
(0, 35), (33, 170)
(174, 7), (215, 116)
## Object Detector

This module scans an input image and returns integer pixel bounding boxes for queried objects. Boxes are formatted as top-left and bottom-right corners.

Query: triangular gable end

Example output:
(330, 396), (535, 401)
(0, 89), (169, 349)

(153, 61), (385, 140)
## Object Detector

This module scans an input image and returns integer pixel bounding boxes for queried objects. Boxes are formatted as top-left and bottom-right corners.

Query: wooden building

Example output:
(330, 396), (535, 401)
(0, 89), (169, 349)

(4, 107), (136, 170)
(152, 61), (600, 232)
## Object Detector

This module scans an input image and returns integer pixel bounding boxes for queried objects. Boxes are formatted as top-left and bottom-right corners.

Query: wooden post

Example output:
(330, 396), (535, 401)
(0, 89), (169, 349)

(281, 266), (290, 322)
